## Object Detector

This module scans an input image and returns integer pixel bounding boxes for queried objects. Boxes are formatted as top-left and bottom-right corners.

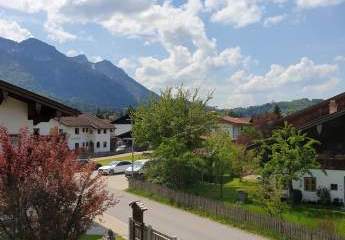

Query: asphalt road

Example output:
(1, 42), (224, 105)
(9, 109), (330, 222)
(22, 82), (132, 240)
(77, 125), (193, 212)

(103, 175), (267, 240)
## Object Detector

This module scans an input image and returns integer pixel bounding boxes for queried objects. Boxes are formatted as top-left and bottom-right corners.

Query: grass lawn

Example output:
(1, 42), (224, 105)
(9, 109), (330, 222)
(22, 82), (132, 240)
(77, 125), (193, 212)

(93, 152), (150, 166)
(186, 178), (345, 236)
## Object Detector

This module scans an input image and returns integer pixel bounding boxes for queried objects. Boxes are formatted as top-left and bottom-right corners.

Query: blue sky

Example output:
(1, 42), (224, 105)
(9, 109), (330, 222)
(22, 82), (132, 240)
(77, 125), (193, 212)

(0, 0), (344, 108)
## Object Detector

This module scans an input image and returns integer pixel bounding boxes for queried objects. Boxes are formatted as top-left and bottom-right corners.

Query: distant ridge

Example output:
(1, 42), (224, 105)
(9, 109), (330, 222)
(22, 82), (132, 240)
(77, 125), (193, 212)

(229, 98), (323, 117)
(0, 37), (155, 112)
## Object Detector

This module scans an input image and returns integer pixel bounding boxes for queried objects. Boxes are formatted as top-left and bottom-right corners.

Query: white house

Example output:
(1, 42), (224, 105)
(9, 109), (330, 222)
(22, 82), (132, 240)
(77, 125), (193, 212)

(280, 95), (345, 204)
(0, 79), (79, 135)
(218, 116), (251, 140)
(35, 113), (115, 154)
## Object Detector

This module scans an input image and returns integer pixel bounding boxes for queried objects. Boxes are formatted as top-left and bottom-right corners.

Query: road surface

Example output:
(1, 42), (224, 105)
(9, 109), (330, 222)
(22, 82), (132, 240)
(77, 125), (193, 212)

(102, 175), (267, 240)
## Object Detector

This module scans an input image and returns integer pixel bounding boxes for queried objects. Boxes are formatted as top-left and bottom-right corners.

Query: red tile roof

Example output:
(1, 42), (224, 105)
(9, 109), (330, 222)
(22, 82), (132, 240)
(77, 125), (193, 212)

(59, 113), (114, 129)
(219, 116), (251, 125)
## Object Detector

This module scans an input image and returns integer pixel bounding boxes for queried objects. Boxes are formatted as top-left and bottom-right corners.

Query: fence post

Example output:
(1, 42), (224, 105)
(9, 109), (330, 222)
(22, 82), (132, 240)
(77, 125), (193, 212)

(129, 218), (134, 240)
(146, 225), (153, 240)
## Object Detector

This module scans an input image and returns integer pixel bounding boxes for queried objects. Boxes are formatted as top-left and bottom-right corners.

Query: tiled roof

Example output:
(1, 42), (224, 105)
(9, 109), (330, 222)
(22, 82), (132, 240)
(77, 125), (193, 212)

(219, 116), (251, 125)
(59, 113), (114, 129)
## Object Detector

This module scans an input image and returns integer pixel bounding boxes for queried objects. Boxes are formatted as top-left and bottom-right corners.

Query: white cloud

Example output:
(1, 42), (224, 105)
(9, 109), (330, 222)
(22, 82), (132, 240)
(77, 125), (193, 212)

(263, 15), (286, 27)
(205, 0), (262, 28)
(0, 0), (45, 13)
(334, 55), (345, 63)
(66, 49), (80, 57)
(296, 0), (345, 8)
(118, 58), (137, 72)
(237, 57), (338, 93)
(0, 18), (32, 41)
(89, 56), (103, 63)
(220, 57), (340, 107)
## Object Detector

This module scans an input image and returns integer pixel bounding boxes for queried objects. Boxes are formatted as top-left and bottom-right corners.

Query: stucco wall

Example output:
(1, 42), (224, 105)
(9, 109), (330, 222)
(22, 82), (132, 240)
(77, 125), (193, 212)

(35, 120), (111, 153)
(292, 169), (345, 203)
(0, 96), (33, 134)
(219, 123), (241, 140)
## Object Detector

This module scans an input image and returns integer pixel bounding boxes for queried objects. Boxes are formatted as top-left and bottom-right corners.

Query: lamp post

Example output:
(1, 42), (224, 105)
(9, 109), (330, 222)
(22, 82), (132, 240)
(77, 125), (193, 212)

(128, 115), (134, 177)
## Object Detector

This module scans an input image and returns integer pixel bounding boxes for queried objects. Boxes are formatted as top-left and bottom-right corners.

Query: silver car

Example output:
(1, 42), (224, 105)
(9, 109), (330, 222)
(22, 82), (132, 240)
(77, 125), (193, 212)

(125, 159), (151, 177)
(98, 160), (132, 175)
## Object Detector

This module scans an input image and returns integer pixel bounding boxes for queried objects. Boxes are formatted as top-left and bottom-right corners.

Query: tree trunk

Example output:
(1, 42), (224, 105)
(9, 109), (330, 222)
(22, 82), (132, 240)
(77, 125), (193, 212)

(219, 174), (223, 199)
(288, 180), (294, 204)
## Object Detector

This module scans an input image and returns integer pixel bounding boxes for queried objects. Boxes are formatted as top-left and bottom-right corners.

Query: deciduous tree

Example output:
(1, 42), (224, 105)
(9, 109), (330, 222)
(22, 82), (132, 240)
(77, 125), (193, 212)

(0, 128), (116, 240)
(257, 123), (319, 203)
(204, 130), (236, 198)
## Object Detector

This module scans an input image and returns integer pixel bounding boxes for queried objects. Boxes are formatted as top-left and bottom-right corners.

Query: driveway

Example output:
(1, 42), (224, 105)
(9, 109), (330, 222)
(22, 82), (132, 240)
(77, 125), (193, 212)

(102, 175), (267, 240)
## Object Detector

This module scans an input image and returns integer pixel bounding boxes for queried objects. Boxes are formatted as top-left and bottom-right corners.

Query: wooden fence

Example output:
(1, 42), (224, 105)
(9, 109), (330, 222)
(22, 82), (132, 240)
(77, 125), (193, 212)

(129, 217), (177, 240)
(129, 179), (345, 240)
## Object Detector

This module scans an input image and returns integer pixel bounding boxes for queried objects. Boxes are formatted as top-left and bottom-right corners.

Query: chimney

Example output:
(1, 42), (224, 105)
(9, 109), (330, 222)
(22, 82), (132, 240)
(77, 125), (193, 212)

(329, 99), (338, 114)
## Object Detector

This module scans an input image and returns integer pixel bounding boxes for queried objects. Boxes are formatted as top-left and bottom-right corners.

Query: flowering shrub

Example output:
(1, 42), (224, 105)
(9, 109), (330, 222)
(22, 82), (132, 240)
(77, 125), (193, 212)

(0, 128), (116, 240)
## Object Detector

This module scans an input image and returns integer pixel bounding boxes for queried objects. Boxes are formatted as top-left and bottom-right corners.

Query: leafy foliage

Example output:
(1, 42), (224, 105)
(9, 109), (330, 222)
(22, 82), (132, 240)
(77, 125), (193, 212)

(132, 87), (217, 188)
(147, 137), (203, 188)
(257, 122), (319, 203)
(0, 128), (116, 240)
(132, 87), (217, 149)
(204, 130), (236, 198)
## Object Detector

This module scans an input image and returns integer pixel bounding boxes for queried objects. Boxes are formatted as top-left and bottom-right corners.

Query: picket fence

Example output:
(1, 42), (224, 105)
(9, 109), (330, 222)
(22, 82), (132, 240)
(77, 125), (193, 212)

(128, 179), (345, 240)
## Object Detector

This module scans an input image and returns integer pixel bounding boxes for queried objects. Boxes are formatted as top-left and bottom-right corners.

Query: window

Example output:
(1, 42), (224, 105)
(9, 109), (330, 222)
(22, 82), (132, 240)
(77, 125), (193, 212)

(86, 142), (89, 147)
(96, 142), (100, 148)
(82, 128), (85, 133)
(86, 128), (89, 133)
(103, 141), (107, 148)
(59, 129), (64, 134)
(331, 184), (338, 191)
(103, 129), (107, 134)
(82, 142), (85, 147)
(304, 177), (316, 192)
(33, 128), (40, 135)
(98, 129), (101, 134)
(110, 129), (114, 133)
(75, 128), (79, 135)
(75, 143), (79, 149)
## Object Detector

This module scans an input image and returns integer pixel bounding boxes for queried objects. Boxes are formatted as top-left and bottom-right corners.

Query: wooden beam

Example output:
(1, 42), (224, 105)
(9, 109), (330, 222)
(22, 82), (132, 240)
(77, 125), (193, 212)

(0, 90), (3, 105)
(0, 90), (8, 105)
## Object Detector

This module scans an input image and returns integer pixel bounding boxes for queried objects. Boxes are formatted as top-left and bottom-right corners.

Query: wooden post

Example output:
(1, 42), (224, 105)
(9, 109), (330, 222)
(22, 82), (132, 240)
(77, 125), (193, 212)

(129, 218), (134, 240)
(146, 225), (152, 240)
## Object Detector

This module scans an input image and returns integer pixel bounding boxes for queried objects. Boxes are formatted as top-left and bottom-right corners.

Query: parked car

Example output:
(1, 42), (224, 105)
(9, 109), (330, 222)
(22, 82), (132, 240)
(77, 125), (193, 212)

(115, 145), (127, 153)
(125, 159), (152, 177)
(98, 161), (132, 175)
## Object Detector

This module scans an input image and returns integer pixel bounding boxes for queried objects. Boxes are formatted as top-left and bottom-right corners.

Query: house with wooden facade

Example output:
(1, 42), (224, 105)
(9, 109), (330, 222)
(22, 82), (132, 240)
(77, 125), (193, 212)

(277, 92), (345, 204)
(0, 80), (79, 136)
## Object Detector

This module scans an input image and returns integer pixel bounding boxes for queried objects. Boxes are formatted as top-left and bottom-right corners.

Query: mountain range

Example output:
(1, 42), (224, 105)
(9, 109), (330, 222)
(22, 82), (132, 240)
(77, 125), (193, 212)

(0, 37), (155, 111)
(229, 98), (323, 117)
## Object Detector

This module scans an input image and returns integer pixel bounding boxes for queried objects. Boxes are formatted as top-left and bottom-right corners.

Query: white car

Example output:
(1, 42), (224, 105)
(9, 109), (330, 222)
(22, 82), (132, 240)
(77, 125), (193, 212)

(115, 145), (127, 153)
(98, 161), (132, 175)
(125, 159), (151, 177)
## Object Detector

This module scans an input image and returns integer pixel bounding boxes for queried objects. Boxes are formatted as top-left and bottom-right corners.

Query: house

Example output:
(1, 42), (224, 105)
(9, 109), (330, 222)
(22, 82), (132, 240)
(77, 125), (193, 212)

(276, 93), (345, 204)
(218, 116), (251, 140)
(36, 113), (115, 154)
(111, 114), (132, 148)
(0, 80), (79, 135)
